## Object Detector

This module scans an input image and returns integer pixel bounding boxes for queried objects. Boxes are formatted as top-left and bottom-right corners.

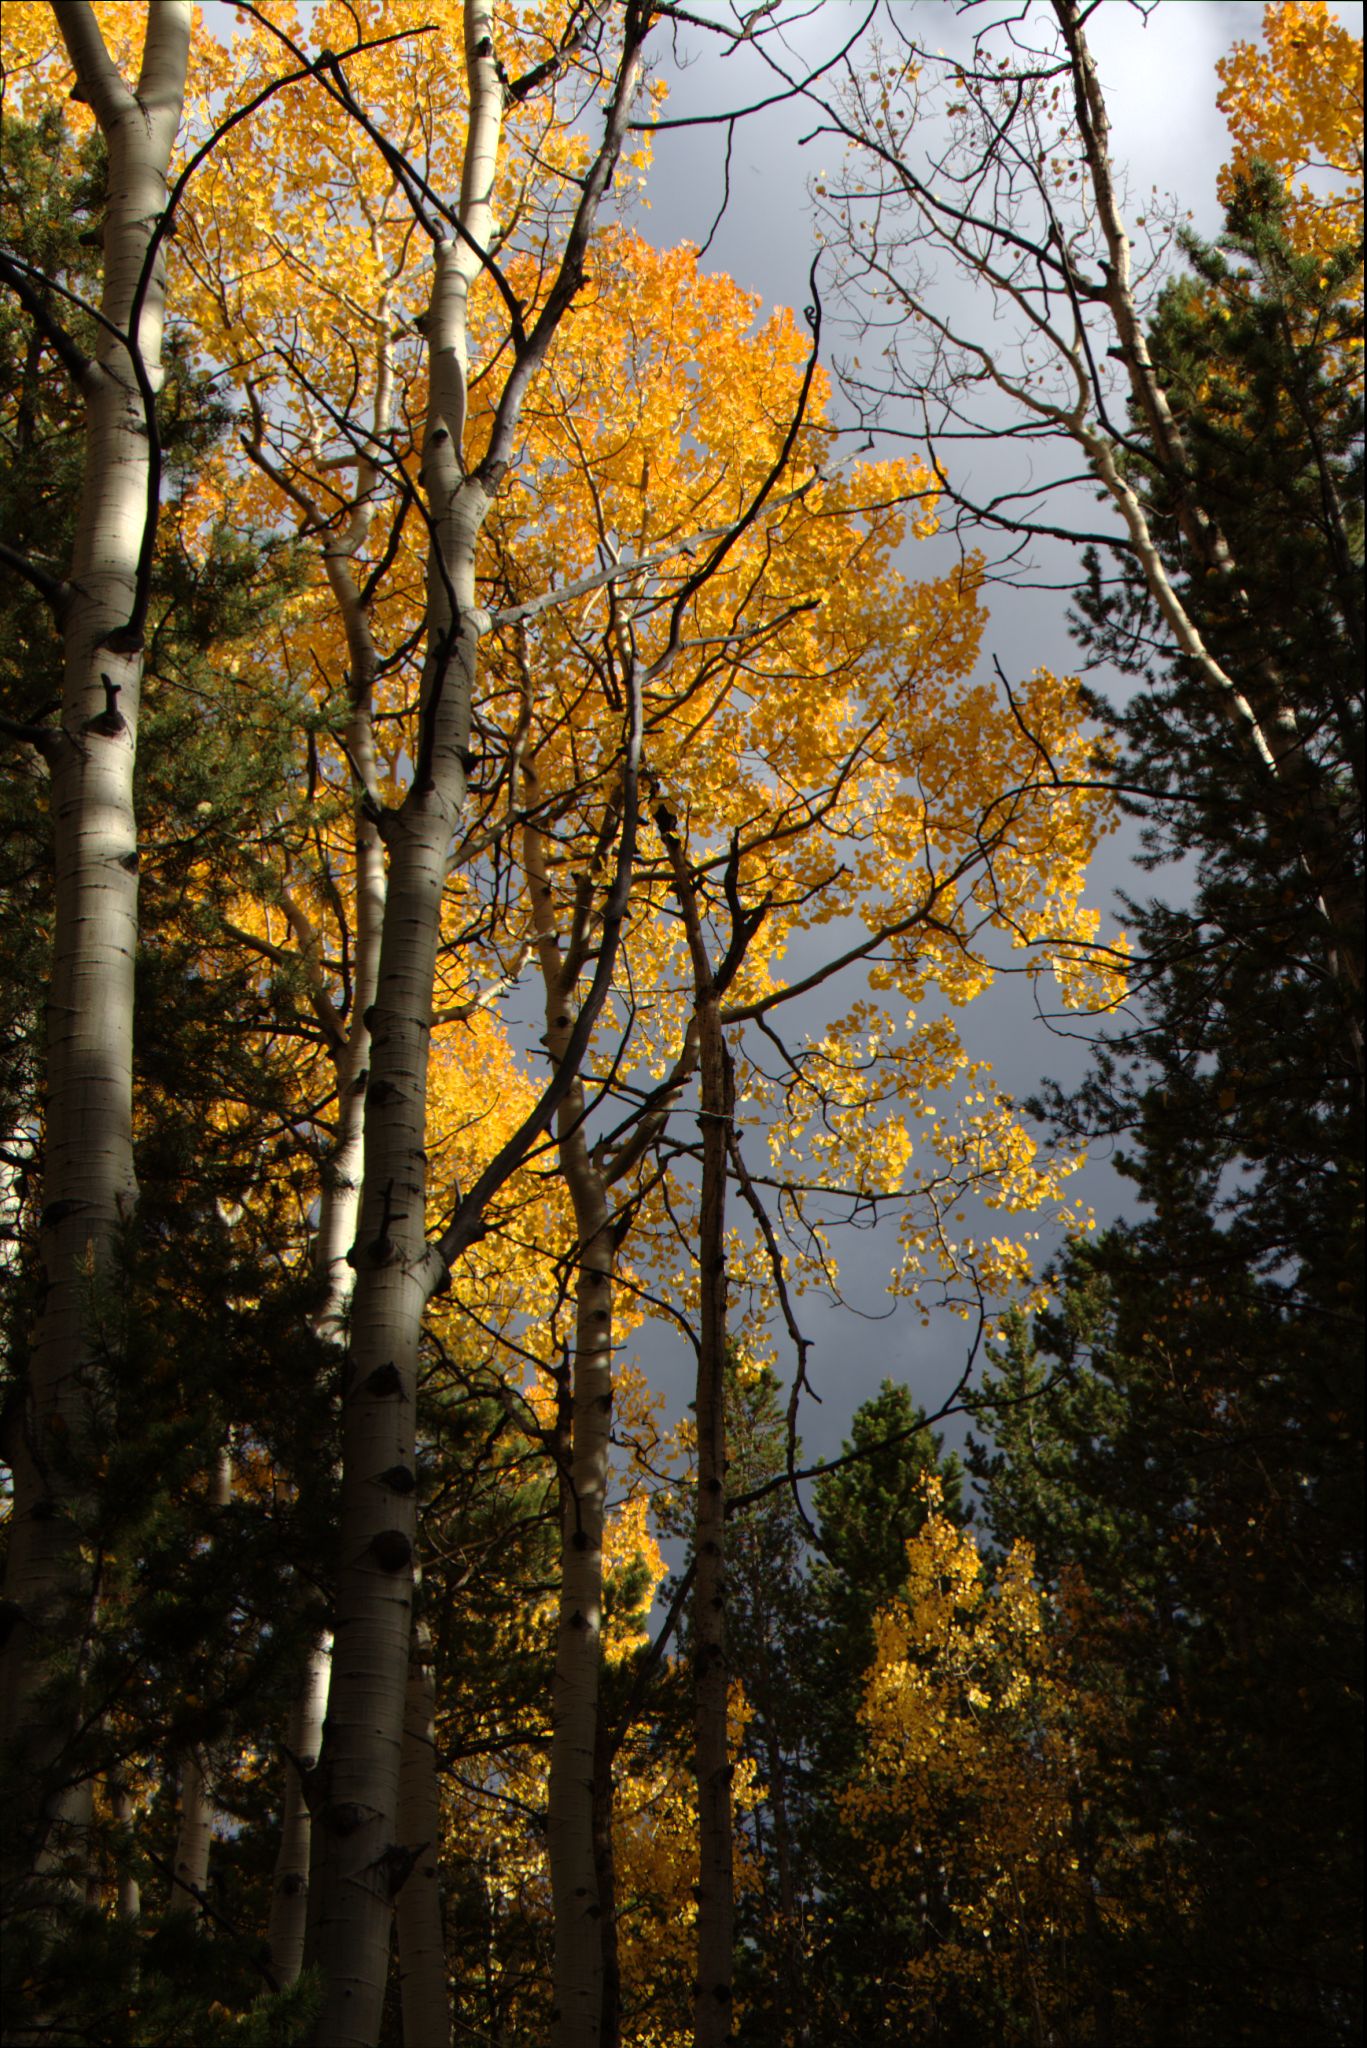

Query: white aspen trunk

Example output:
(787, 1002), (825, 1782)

(0, 3), (191, 1899)
(303, 11), (650, 2034)
(110, 1778), (140, 1922)
(396, 1585), (450, 2048)
(264, 343), (393, 1991)
(168, 1446), (231, 1917)
(168, 1752), (214, 1916)
(524, 774), (616, 2048)
(267, 1633), (333, 1985)
(314, 348), (393, 1341)
(304, 15), (504, 2040)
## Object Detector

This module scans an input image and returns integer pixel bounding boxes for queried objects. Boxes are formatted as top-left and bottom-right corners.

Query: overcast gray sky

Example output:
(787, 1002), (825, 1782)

(609, 0), (1363, 1469)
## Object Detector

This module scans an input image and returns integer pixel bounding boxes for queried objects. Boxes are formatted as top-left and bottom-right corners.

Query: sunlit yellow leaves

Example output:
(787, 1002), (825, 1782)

(1216, 2), (1364, 264)
(0, 1), (147, 124)
(844, 1476), (1114, 2026)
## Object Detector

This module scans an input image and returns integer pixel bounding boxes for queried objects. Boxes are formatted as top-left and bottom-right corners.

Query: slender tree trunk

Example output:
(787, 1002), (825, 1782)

(762, 1727), (807, 2041)
(691, 1008), (735, 2048)
(110, 1778), (140, 1922)
(168, 1753), (214, 1917)
(302, 10), (651, 2033)
(268, 1633), (332, 1985)
(168, 1445), (232, 1918)
(0, 0), (192, 1891)
(657, 815), (738, 2047)
(1055, 0), (1364, 1041)
(524, 759), (618, 2048)
(303, 16), (504, 2039)
(397, 1580), (450, 2048)
(262, 344), (392, 1992)
(545, 1156), (614, 2047)
(592, 1711), (622, 2048)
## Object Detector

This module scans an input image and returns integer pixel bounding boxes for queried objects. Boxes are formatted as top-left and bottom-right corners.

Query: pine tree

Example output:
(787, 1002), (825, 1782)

(804, 1383), (968, 2040)
(972, 166), (1364, 2046)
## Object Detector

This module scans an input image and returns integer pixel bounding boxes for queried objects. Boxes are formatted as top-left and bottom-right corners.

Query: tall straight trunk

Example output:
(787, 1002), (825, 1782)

(524, 762), (617, 2048)
(591, 1711), (622, 2048)
(110, 1778), (140, 1922)
(168, 1753), (214, 1916)
(303, 15), (504, 2040)
(691, 1005), (735, 2048)
(762, 1726), (807, 2042)
(396, 1583), (450, 2048)
(168, 1445), (232, 1917)
(302, 11), (651, 2036)
(261, 342), (392, 1991)
(268, 1633), (333, 1984)
(0, 0), (192, 1885)
(658, 815), (738, 2047)
(546, 1120), (614, 2046)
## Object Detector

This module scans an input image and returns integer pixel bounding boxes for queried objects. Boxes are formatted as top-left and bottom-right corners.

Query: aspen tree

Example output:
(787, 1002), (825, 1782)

(300, 10), (658, 2041)
(0, 0), (192, 1891)
(809, 0), (1360, 1050)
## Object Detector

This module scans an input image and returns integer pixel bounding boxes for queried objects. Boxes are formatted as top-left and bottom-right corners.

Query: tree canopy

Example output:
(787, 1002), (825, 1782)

(0, 5), (1360, 2046)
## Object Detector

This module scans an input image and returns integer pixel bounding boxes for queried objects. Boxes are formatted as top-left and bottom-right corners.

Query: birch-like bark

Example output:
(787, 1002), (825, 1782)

(303, 11), (651, 2036)
(168, 1753), (214, 1917)
(267, 1633), (333, 1985)
(396, 1582), (450, 2048)
(0, 0), (192, 1886)
(257, 337), (393, 1990)
(302, 15), (504, 2040)
(110, 1779), (140, 1922)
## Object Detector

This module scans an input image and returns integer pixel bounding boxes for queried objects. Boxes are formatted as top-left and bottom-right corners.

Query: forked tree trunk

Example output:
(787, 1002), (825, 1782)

(302, 15), (504, 2040)
(0, 0), (192, 1892)
(302, 9), (651, 2035)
